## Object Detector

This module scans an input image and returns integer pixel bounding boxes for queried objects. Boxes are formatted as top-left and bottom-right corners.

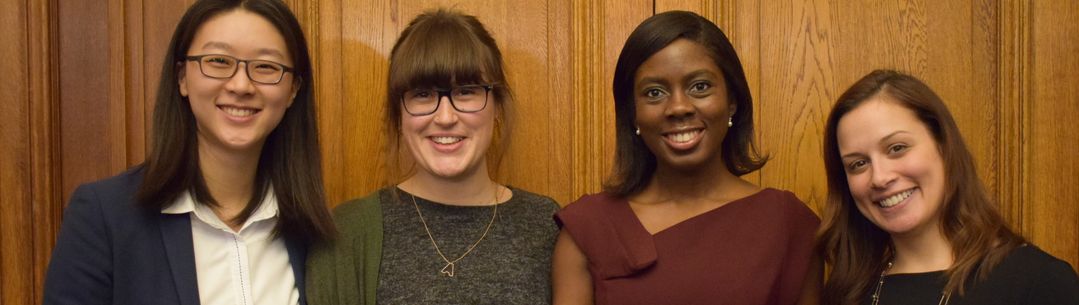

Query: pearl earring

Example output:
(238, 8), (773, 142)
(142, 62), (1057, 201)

(728, 117), (733, 127)
(635, 127), (641, 135)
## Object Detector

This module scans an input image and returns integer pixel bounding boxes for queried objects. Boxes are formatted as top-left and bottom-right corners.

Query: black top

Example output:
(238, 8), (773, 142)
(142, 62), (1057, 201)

(864, 245), (1079, 305)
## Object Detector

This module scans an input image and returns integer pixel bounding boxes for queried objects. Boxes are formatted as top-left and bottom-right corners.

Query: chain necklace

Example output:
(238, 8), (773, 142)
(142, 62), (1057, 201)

(871, 261), (950, 305)
(410, 187), (499, 277)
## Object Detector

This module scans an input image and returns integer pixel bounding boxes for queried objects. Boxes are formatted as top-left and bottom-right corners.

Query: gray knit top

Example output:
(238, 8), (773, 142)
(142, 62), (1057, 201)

(377, 187), (559, 305)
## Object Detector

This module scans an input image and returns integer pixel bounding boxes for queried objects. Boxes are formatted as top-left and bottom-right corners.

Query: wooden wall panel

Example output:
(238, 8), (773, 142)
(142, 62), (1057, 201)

(4, 1), (1078, 302)
(1027, 0), (1079, 269)
(1, 0), (35, 302)
(2, 0), (59, 304)
(571, 0), (652, 201)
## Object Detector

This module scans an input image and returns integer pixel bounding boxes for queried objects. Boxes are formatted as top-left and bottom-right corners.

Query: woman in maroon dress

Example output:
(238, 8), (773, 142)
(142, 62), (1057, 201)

(552, 11), (821, 305)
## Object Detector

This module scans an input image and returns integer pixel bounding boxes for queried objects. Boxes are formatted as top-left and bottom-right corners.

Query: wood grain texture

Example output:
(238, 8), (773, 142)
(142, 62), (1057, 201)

(1027, 0), (1079, 269)
(28, 0), (61, 304)
(1, 0), (34, 302)
(571, 0), (652, 202)
(5, 2), (1079, 303)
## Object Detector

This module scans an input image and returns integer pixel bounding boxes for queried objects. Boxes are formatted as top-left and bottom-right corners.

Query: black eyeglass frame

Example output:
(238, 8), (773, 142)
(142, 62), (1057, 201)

(400, 84), (497, 116)
(184, 54), (295, 85)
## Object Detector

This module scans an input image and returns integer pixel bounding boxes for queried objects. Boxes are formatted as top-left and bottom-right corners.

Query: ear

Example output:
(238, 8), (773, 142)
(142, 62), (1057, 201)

(728, 103), (737, 117)
(287, 76), (301, 108)
(178, 62), (189, 97)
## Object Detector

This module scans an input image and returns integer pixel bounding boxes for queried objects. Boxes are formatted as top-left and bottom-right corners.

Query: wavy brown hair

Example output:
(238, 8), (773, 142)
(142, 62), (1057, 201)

(818, 69), (1023, 304)
(382, 8), (513, 187)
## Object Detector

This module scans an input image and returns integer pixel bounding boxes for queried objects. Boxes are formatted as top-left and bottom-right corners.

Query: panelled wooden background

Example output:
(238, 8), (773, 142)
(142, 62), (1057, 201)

(2, 0), (1076, 304)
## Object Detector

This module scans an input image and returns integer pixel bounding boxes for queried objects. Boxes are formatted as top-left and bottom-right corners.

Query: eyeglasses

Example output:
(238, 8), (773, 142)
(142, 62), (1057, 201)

(184, 54), (294, 85)
(401, 84), (495, 116)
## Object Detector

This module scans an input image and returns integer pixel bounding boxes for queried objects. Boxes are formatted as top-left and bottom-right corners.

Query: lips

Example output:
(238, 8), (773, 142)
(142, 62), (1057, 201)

(875, 188), (916, 208)
(431, 136), (464, 145)
(660, 128), (704, 150)
(218, 105), (261, 118)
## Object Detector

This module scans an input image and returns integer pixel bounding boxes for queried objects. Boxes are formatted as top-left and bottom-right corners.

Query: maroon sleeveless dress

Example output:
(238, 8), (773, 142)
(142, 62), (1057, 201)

(555, 188), (819, 305)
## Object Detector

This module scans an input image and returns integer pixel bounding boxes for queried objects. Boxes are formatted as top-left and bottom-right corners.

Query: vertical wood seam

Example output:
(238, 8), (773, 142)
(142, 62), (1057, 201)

(998, 0), (1032, 236)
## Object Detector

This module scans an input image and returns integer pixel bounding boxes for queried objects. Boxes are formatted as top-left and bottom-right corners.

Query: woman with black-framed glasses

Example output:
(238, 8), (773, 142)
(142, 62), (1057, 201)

(43, 0), (334, 304)
(306, 7), (559, 305)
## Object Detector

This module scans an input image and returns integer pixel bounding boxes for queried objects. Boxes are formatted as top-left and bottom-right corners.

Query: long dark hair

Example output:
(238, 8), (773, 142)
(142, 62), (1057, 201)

(383, 8), (514, 186)
(818, 69), (1023, 304)
(605, 10), (767, 196)
(136, 0), (335, 244)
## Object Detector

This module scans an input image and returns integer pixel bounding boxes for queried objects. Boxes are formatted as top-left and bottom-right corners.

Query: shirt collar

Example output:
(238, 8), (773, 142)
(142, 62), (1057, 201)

(161, 186), (279, 231)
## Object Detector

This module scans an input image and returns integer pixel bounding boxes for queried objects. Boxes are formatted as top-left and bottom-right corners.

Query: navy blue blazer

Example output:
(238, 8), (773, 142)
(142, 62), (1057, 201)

(43, 169), (308, 305)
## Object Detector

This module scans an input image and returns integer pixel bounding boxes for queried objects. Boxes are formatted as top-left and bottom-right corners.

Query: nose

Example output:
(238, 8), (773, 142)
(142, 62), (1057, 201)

(664, 92), (696, 119)
(431, 95), (459, 126)
(224, 62), (255, 95)
(869, 159), (897, 190)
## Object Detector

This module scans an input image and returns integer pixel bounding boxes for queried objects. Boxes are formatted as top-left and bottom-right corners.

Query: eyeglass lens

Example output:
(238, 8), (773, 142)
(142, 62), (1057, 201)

(196, 55), (286, 84)
(402, 85), (490, 115)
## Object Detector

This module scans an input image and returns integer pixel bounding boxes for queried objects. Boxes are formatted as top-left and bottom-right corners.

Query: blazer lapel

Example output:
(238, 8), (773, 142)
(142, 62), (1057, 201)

(161, 213), (200, 305)
(284, 237), (308, 305)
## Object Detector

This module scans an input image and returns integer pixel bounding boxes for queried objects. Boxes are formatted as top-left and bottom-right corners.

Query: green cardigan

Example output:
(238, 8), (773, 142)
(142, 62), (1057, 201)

(306, 192), (383, 305)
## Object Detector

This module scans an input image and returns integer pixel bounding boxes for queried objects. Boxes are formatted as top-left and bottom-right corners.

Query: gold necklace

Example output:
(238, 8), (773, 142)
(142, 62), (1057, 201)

(409, 187), (499, 277)
(871, 261), (950, 305)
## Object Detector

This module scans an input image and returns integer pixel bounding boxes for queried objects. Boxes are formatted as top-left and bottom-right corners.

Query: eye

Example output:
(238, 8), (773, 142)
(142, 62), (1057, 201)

(455, 86), (481, 97)
(203, 56), (234, 67)
(688, 81), (712, 95)
(887, 143), (909, 155)
(252, 62), (282, 74)
(847, 159), (868, 172)
(641, 87), (668, 102)
(407, 89), (434, 99)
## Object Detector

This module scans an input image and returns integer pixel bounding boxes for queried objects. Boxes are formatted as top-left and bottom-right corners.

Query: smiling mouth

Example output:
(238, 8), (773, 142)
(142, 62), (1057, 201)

(665, 130), (701, 143)
(876, 188), (916, 207)
(431, 136), (464, 144)
(219, 105), (260, 117)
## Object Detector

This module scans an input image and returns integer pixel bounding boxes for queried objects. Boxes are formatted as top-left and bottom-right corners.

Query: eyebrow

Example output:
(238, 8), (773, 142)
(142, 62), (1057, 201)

(840, 130), (910, 159)
(636, 69), (718, 88)
(199, 41), (287, 59)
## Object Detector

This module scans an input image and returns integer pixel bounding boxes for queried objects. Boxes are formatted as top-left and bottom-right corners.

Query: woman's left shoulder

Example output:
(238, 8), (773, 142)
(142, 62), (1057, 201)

(749, 188), (820, 222)
(999, 245), (1078, 278)
(506, 187), (560, 212)
(986, 245), (1079, 301)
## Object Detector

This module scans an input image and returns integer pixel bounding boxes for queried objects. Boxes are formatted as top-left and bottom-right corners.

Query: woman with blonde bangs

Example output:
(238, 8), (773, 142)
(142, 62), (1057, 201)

(818, 69), (1079, 305)
(306, 8), (559, 305)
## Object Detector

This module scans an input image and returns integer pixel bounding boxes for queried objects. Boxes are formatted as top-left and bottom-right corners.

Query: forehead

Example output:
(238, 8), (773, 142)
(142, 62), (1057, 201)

(635, 39), (721, 81)
(188, 9), (291, 62)
(836, 95), (928, 151)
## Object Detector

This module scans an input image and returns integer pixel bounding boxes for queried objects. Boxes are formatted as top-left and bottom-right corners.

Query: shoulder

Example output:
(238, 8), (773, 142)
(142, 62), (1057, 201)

(998, 245), (1078, 280)
(978, 244), (1079, 302)
(331, 189), (385, 234)
(506, 187), (560, 214)
(750, 188), (820, 226)
(66, 167), (149, 220)
(558, 192), (619, 215)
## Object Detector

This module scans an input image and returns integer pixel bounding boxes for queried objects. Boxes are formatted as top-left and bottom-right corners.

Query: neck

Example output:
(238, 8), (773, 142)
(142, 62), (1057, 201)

(889, 223), (954, 274)
(197, 139), (262, 225)
(639, 160), (745, 204)
(399, 163), (501, 206)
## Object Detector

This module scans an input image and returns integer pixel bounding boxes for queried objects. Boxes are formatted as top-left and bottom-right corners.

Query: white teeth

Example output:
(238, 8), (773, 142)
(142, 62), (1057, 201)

(668, 130), (700, 143)
(432, 136), (463, 144)
(221, 106), (257, 117)
(878, 189), (915, 207)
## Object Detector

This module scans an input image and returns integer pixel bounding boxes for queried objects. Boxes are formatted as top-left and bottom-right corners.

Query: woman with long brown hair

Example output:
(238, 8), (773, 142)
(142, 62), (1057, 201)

(818, 69), (1079, 305)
